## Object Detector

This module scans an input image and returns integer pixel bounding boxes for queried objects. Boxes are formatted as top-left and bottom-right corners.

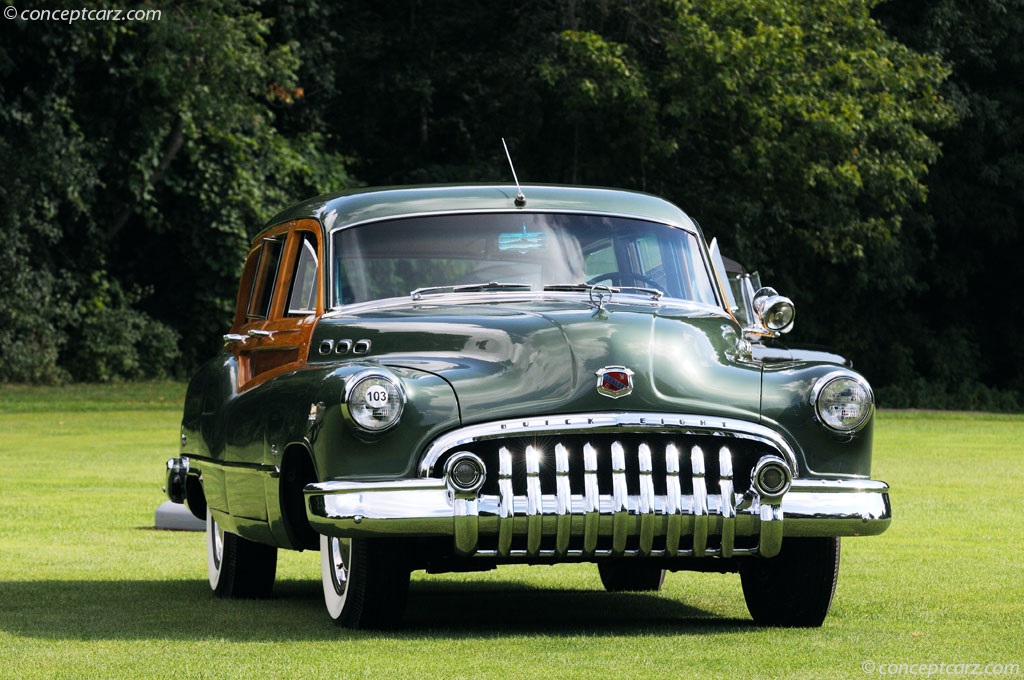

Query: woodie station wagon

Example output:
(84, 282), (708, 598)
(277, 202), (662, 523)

(164, 184), (891, 628)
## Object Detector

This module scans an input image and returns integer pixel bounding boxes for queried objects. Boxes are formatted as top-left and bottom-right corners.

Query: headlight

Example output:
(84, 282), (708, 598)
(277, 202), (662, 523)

(343, 370), (406, 432)
(811, 373), (873, 433)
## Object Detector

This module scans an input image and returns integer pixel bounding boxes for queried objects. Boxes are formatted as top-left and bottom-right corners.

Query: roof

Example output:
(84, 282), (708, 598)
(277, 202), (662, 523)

(262, 184), (699, 234)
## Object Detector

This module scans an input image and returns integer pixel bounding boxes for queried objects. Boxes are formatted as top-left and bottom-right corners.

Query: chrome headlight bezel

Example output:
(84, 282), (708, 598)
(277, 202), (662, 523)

(342, 369), (406, 432)
(810, 372), (874, 434)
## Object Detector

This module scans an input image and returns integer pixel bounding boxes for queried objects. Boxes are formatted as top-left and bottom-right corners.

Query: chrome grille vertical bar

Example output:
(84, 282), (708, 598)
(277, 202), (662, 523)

(718, 446), (735, 558)
(691, 446), (708, 557)
(452, 495), (479, 556)
(554, 443), (571, 556)
(525, 445), (543, 555)
(583, 443), (599, 555)
(611, 441), (628, 555)
(664, 443), (682, 556)
(638, 443), (655, 556)
(759, 504), (784, 558)
(497, 447), (514, 557)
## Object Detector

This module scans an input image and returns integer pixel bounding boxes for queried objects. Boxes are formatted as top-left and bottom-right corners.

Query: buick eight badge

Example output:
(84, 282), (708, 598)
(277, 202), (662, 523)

(164, 184), (891, 629)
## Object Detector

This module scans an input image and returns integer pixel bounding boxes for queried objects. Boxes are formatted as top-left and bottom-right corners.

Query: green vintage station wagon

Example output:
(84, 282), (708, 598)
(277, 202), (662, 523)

(164, 184), (890, 628)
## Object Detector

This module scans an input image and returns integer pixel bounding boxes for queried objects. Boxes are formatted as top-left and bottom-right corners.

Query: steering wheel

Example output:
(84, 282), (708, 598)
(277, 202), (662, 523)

(586, 271), (662, 289)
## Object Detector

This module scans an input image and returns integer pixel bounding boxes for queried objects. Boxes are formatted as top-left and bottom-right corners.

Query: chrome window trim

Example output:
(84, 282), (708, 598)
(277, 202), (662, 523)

(246, 236), (286, 321)
(286, 232), (319, 316)
(326, 207), (701, 238)
(417, 412), (798, 479)
(328, 291), (726, 318)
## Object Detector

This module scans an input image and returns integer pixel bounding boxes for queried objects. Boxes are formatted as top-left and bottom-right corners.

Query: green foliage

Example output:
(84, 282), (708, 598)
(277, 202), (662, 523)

(277, 0), (981, 407)
(0, 0), (349, 381)
(60, 273), (181, 383)
(282, 0), (952, 262)
(871, 0), (1024, 409)
(662, 0), (953, 262)
(1, 0), (1019, 409)
(536, 29), (660, 183)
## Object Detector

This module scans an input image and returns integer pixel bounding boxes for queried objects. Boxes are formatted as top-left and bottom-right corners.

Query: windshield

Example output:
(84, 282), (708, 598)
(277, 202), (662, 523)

(331, 213), (719, 307)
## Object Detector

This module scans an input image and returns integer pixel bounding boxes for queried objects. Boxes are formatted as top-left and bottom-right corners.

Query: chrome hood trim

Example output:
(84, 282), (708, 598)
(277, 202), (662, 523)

(418, 411), (797, 478)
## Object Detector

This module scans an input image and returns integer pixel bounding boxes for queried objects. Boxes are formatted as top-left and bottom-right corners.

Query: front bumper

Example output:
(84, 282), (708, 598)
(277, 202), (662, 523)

(305, 476), (891, 560)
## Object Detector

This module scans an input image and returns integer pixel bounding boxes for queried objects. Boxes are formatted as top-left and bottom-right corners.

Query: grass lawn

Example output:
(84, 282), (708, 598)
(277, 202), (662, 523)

(0, 383), (1021, 679)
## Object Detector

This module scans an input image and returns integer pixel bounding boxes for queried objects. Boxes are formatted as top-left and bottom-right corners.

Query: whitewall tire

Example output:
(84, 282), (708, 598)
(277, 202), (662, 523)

(206, 507), (277, 598)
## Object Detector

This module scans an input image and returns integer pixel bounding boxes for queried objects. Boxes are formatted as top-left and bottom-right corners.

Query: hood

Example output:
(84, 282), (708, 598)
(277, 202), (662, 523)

(310, 298), (762, 424)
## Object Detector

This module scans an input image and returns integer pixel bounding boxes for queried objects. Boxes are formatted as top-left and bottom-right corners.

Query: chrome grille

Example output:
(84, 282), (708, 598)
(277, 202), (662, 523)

(435, 433), (766, 498)
(431, 433), (789, 559)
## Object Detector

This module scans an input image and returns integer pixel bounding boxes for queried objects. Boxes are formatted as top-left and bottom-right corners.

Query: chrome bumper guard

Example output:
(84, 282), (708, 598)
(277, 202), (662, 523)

(305, 444), (891, 560)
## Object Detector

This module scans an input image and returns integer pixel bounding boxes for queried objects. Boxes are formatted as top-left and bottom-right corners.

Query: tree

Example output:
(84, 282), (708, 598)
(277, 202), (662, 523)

(0, 1), (349, 381)
(270, 0), (955, 399)
(1, 0), (973, 407)
(872, 0), (1024, 409)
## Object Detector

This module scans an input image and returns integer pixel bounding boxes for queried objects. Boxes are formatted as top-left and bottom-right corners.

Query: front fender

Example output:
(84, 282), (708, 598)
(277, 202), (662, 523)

(300, 363), (462, 481)
(760, 363), (874, 479)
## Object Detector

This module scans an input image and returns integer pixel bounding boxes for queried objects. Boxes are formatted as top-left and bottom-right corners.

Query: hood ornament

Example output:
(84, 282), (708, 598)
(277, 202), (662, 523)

(589, 284), (613, 312)
(595, 366), (634, 399)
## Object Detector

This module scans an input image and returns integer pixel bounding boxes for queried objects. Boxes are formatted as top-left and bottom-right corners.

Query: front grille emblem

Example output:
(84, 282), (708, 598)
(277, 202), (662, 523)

(595, 366), (634, 399)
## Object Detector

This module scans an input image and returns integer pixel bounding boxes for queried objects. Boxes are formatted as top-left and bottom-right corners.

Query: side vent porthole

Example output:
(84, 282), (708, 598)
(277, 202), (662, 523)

(324, 338), (370, 356)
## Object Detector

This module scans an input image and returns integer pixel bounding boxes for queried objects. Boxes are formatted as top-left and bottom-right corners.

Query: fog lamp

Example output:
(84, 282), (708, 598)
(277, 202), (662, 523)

(752, 457), (792, 499)
(445, 452), (486, 493)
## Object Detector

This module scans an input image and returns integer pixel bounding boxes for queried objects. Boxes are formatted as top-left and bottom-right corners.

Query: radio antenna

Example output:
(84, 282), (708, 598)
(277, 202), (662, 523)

(501, 137), (527, 207)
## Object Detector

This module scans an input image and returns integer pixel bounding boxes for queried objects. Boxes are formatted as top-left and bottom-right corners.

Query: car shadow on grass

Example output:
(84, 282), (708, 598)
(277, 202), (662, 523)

(0, 578), (752, 641)
(402, 580), (752, 635)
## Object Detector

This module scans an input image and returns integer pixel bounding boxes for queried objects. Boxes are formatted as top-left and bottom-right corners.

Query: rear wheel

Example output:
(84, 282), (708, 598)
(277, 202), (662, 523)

(206, 508), (277, 598)
(321, 535), (410, 628)
(598, 561), (666, 592)
(740, 537), (840, 627)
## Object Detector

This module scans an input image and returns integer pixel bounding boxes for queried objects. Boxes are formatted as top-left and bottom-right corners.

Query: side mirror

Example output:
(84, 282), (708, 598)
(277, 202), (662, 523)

(752, 287), (795, 335)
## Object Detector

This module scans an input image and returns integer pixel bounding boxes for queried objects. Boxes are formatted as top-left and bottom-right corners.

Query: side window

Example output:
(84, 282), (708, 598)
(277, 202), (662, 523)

(247, 237), (284, 319)
(636, 235), (664, 273)
(287, 232), (319, 315)
(584, 241), (617, 279)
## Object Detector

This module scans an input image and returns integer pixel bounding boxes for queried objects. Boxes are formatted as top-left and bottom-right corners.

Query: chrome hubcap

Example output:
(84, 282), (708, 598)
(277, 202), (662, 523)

(329, 537), (351, 597)
(211, 519), (224, 569)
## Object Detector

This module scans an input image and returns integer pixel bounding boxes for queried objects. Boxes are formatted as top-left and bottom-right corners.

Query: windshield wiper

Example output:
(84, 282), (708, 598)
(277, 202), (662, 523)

(542, 283), (592, 293)
(616, 286), (664, 300)
(543, 283), (663, 301)
(411, 282), (532, 300)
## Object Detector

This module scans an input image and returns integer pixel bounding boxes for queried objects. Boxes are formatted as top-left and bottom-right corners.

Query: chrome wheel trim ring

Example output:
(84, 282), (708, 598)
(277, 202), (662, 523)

(212, 521), (224, 568)
(320, 534), (353, 619)
(329, 537), (350, 596)
(206, 508), (225, 589)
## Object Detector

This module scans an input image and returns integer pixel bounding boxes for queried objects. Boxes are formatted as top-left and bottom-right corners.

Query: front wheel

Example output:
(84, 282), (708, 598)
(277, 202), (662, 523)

(206, 507), (277, 598)
(740, 537), (840, 627)
(598, 562), (666, 592)
(320, 535), (410, 629)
